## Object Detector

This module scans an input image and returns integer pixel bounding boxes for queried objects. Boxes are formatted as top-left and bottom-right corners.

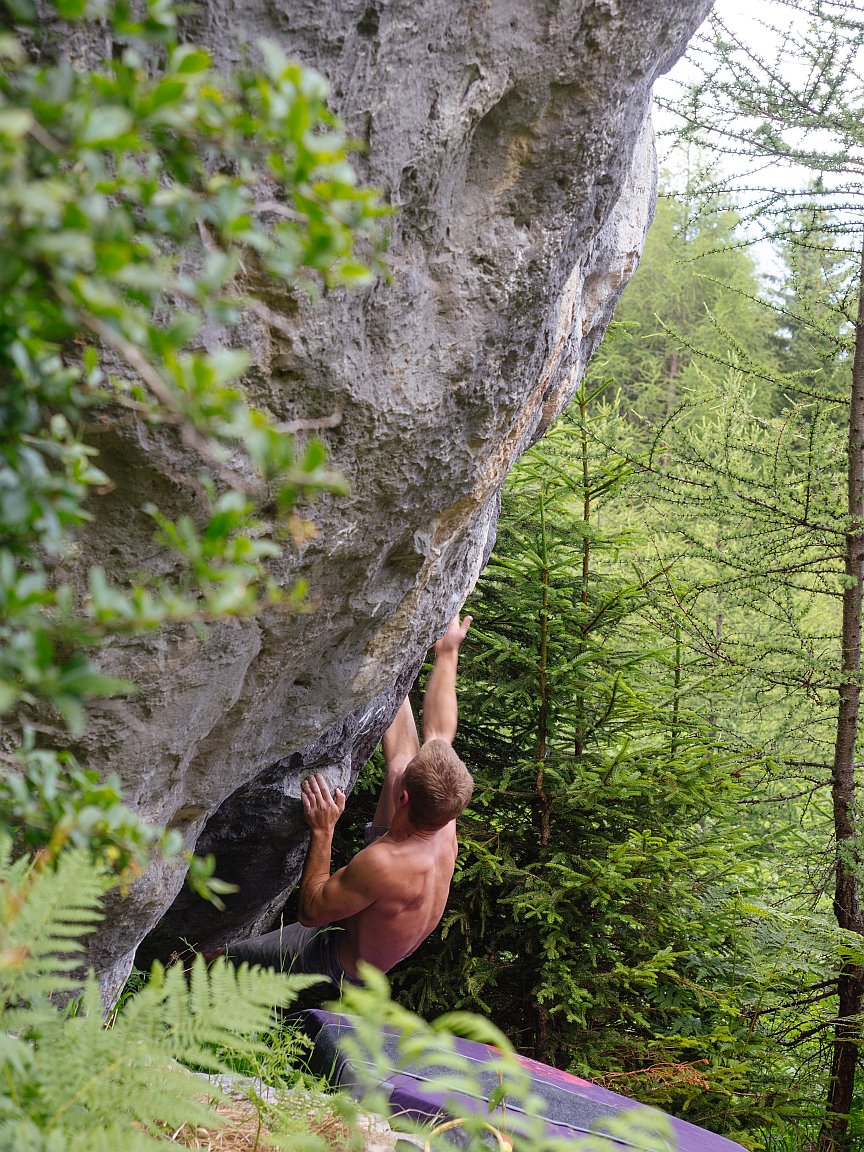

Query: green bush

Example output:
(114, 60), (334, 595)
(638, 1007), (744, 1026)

(0, 838), (674, 1151)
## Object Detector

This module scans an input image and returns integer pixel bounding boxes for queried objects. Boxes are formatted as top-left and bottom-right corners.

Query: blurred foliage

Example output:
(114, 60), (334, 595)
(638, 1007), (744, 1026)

(0, 0), (385, 872)
(0, 837), (676, 1152)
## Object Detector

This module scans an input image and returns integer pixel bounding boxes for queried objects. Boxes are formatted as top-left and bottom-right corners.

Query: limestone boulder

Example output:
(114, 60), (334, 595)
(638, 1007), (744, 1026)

(73, 0), (712, 1000)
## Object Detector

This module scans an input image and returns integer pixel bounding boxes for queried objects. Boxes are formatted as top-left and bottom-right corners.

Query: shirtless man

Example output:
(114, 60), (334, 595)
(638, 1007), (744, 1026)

(218, 613), (474, 990)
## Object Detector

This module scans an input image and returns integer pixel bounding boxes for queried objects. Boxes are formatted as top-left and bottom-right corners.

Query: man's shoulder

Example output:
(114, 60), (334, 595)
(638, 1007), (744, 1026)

(344, 837), (405, 898)
(349, 834), (398, 870)
(350, 831), (429, 874)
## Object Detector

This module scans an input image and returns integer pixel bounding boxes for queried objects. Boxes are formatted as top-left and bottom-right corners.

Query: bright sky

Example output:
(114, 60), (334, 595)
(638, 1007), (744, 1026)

(653, 0), (794, 171)
(650, 0), (859, 271)
(652, 0), (864, 236)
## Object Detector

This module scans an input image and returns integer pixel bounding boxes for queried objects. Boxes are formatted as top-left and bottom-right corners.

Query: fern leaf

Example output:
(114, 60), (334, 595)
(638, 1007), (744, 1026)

(0, 848), (106, 1010)
(0, 849), (325, 1149)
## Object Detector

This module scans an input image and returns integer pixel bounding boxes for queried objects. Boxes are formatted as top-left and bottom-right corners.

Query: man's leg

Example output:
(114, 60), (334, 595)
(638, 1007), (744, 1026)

(225, 921), (320, 971)
(228, 923), (360, 984)
(218, 923), (359, 1007)
(373, 697), (420, 829)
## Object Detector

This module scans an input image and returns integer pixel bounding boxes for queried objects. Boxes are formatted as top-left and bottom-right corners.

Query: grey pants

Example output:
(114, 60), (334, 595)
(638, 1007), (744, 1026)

(226, 825), (389, 987)
(226, 922), (362, 988)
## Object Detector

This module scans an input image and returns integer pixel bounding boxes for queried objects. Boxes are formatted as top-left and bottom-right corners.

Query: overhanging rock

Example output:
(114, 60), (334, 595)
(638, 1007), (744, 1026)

(75, 0), (713, 1000)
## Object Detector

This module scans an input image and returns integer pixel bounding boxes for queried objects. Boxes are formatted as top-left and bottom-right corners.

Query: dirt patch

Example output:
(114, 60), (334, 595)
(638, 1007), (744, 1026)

(161, 1091), (406, 1152)
(163, 1096), (278, 1151)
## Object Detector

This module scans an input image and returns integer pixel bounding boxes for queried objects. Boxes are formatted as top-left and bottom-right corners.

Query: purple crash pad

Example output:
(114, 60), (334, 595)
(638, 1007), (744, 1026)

(296, 1010), (747, 1152)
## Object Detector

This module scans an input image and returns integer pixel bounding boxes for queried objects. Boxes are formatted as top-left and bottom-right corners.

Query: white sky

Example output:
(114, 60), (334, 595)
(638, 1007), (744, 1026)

(651, 0), (864, 263)
(652, 2), (808, 273)
(653, 0), (796, 171)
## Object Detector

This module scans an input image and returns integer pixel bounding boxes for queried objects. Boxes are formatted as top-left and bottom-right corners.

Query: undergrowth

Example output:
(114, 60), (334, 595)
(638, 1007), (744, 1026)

(0, 838), (678, 1151)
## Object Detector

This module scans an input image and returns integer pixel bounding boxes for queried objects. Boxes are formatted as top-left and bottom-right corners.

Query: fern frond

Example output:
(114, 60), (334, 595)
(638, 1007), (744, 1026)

(45, 959), (306, 1132)
(67, 1127), (169, 1152)
(129, 957), (309, 1073)
(0, 1115), (164, 1152)
(0, 848), (321, 1149)
(0, 933), (305, 1143)
(0, 847), (106, 1010)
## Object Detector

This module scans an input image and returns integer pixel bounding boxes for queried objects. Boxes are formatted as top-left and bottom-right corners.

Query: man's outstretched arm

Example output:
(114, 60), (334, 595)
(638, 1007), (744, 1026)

(373, 697), (419, 829)
(422, 613), (471, 745)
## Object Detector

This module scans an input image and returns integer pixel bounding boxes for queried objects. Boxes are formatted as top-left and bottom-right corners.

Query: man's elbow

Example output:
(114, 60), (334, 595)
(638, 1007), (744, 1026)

(423, 729), (455, 746)
(297, 900), (329, 928)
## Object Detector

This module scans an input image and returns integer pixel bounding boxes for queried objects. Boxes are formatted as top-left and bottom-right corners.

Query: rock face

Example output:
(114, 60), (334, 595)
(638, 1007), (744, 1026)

(79, 0), (712, 999)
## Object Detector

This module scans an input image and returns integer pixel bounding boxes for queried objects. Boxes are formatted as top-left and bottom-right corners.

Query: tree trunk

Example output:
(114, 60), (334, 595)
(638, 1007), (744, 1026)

(665, 349), (680, 417)
(575, 388), (590, 757)
(819, 235), (864, 1152)
(531, 487), (553, 1061)
(535, 488), (552, 850)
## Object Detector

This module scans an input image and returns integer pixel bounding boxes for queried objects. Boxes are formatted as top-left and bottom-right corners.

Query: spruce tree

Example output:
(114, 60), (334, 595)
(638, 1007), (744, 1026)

(387, 387), (784, 1140)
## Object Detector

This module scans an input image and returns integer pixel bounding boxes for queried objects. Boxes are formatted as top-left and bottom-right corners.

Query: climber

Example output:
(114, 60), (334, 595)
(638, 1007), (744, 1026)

(206, 613), (474, 992)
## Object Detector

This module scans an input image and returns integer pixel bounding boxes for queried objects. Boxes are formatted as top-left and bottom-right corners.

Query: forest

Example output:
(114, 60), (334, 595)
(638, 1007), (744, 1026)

(2, 0), (864, 1150)
(375, 187), (864, 1149)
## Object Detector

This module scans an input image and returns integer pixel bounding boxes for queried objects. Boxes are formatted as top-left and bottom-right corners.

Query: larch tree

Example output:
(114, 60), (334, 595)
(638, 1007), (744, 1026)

(660, 2), (864, 1144)
(588, 190), (779, 430)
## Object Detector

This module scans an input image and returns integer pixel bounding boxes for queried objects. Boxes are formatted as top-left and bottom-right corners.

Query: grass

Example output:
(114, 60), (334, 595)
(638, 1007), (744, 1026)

(161, 1095), (276, 1151)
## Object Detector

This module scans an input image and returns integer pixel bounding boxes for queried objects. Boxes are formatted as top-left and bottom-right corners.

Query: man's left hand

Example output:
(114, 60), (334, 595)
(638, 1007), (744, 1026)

(301, 773), (346, 833)
(434, 613), (473, 656)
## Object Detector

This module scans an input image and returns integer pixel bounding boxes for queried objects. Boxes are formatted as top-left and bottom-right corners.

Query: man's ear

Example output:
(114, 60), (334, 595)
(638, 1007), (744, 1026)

(396, 788), (410, 808)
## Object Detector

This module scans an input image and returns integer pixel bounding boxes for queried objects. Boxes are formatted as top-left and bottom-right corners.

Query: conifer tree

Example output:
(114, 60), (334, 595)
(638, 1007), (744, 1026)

(588, 191), (779, 430)
(660, 4), (864, 1143)
(384, 387), (786, 1140)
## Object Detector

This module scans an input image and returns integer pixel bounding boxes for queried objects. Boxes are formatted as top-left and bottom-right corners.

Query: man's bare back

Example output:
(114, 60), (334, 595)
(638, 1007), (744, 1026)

(331, 825), (458, 977)
(296, 614), (472, 978)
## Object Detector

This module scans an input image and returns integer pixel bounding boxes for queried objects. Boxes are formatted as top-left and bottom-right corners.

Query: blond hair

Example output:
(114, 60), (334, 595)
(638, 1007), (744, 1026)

(402, 739), (473, 830)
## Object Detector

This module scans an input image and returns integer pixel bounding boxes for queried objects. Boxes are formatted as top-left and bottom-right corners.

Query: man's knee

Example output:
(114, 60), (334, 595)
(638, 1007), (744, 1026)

(224, 922), (316, 971)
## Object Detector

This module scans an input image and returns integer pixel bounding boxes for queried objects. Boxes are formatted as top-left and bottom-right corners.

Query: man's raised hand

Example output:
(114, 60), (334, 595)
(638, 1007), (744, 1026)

(301, 772), (346, 834)
(434, 613), (473, 656)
